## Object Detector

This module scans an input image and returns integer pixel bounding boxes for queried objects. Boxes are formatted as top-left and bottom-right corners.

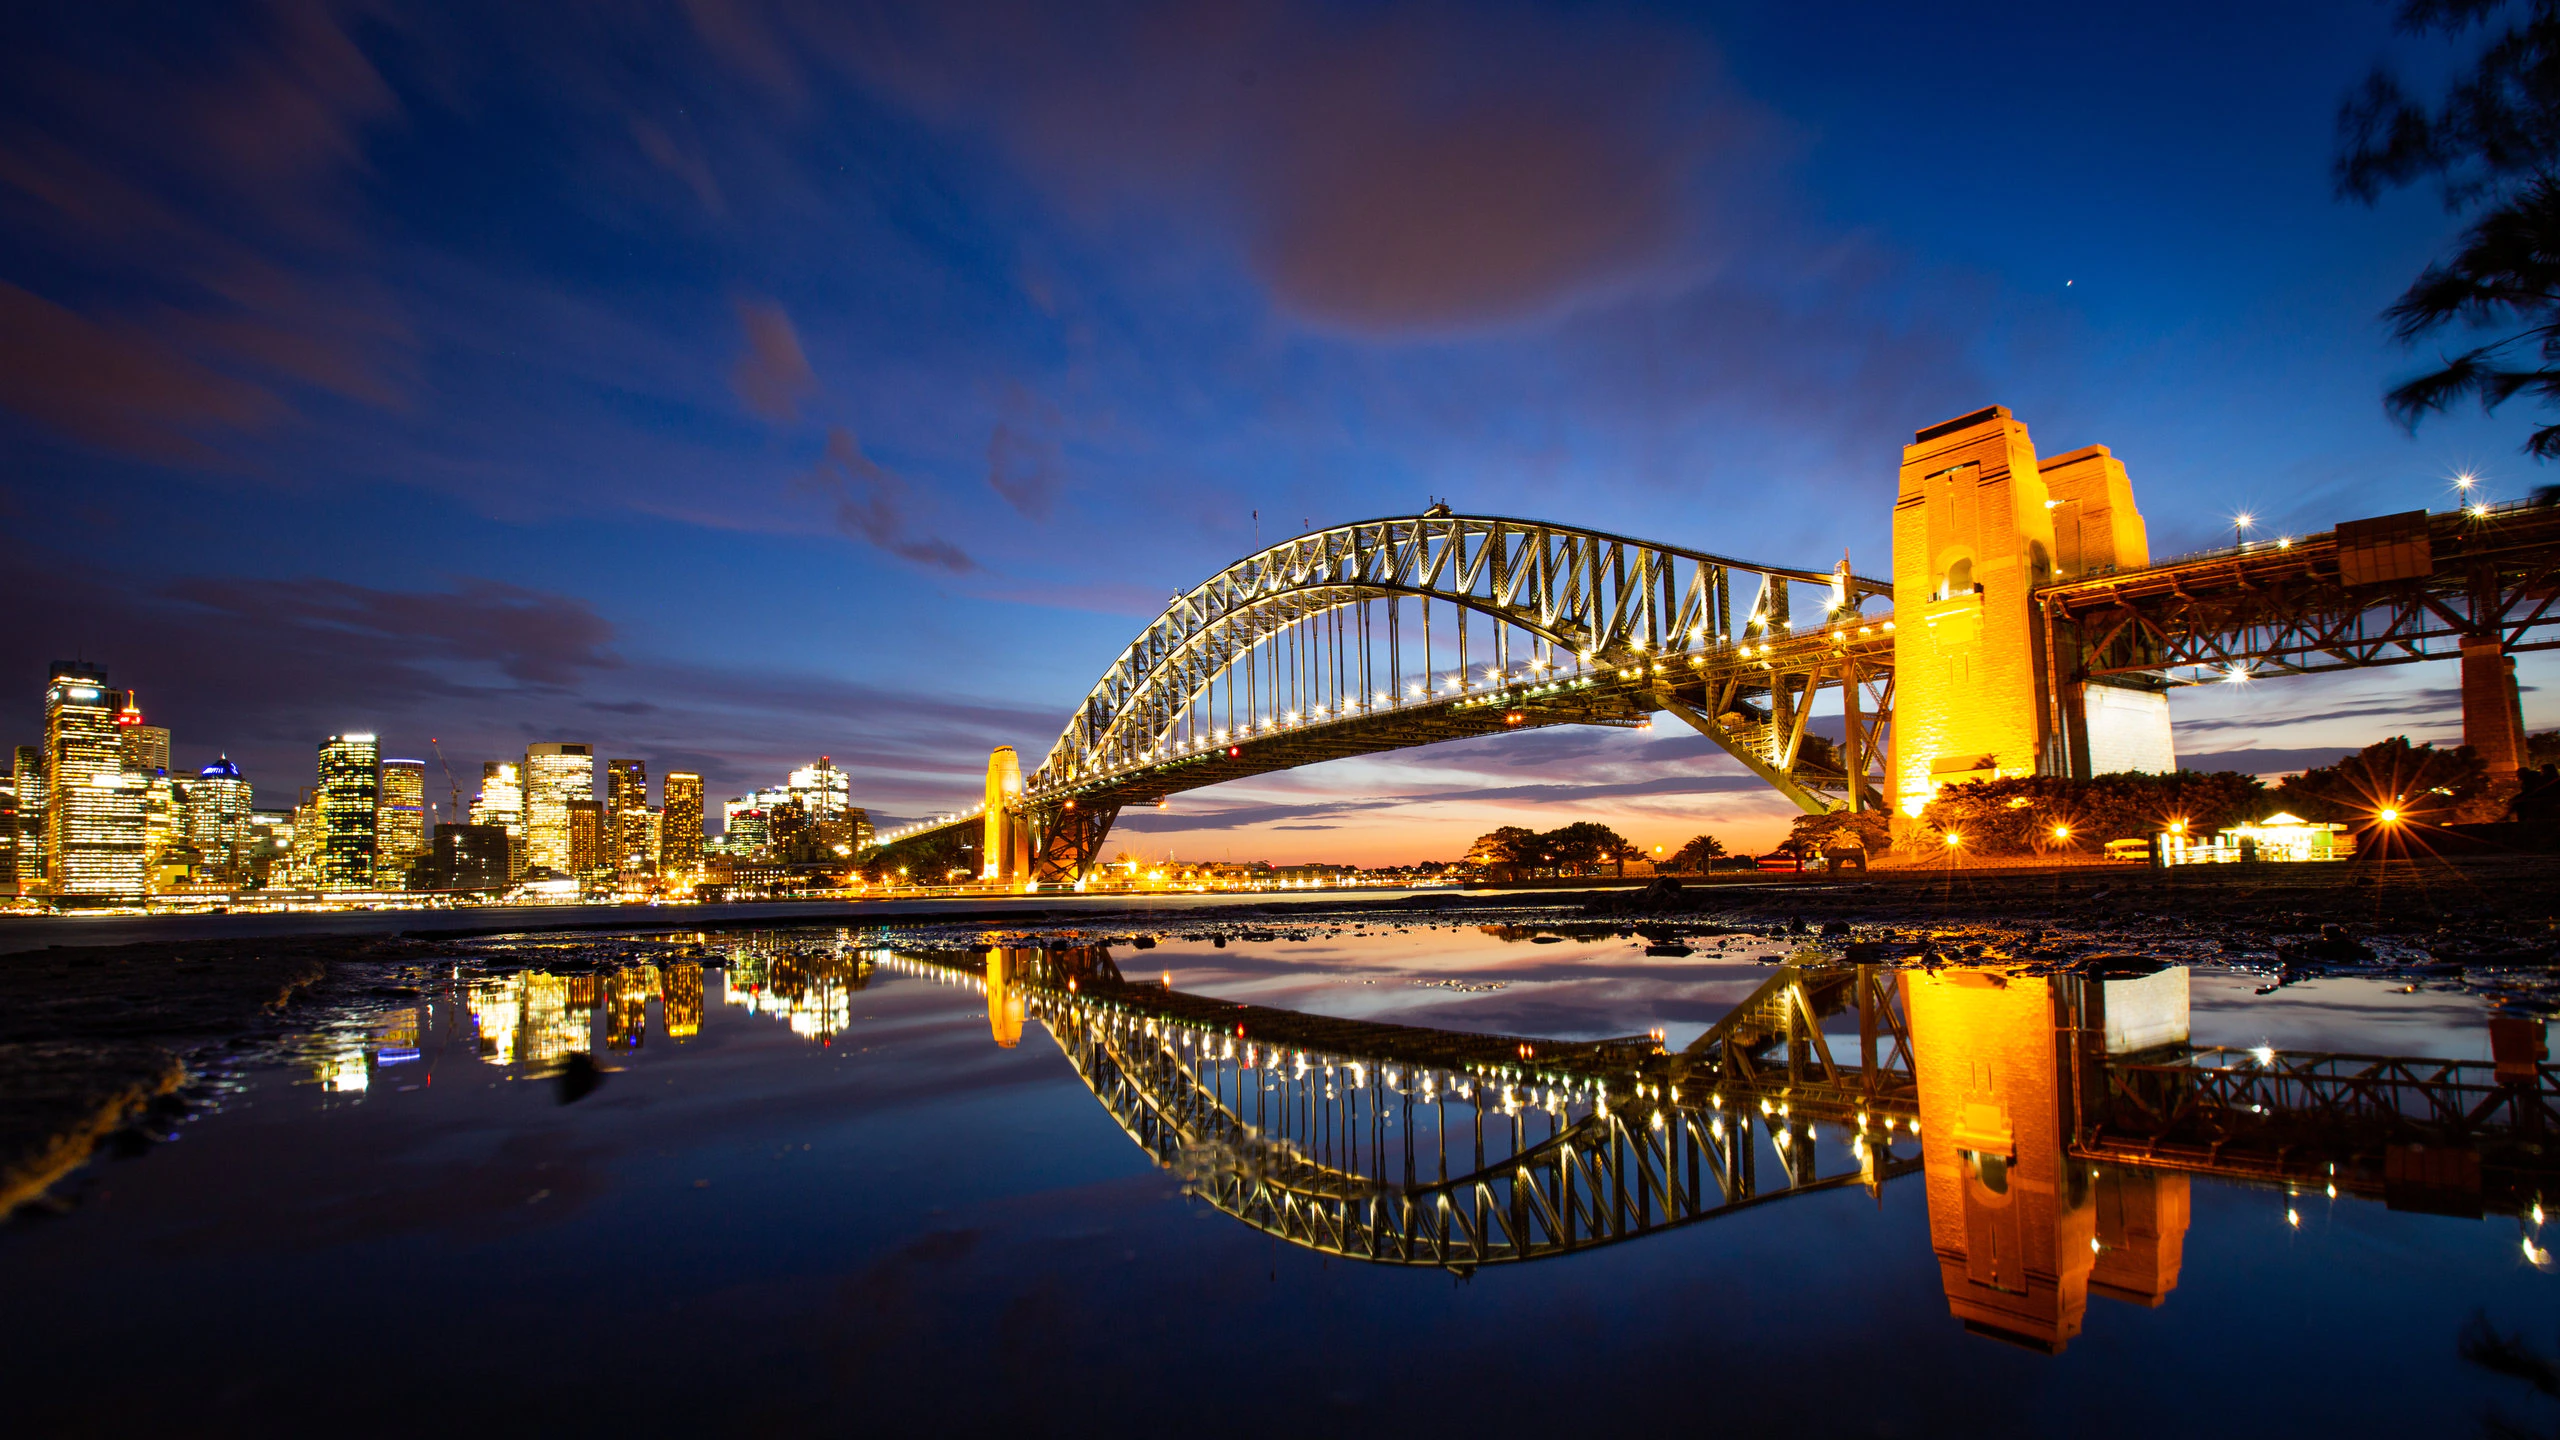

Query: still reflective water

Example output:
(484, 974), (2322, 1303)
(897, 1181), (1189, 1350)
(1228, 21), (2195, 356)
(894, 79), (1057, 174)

(5, 915), (2554, 1438)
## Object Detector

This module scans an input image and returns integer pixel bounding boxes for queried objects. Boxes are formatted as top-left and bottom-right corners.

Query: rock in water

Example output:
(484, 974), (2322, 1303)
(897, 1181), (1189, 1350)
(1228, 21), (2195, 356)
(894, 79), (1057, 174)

(556, 1052), (604, 1105)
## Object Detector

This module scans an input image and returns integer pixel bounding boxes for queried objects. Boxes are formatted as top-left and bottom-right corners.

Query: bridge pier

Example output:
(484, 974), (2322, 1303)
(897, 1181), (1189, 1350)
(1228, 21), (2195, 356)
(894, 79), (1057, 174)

(983, 747), (1030, 890)
(2461, 635), (2529, 819)
(1889, 407), (2173, 840)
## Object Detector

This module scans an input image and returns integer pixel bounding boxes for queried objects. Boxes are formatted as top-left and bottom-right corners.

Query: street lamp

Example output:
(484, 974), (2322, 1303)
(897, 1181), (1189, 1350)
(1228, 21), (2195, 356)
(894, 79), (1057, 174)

(2234, 511), (2255, 548)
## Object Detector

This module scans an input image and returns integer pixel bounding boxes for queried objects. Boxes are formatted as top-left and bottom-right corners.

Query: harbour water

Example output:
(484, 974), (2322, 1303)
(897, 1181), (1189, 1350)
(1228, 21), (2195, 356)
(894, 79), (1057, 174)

(4, 915), (2551, 1437)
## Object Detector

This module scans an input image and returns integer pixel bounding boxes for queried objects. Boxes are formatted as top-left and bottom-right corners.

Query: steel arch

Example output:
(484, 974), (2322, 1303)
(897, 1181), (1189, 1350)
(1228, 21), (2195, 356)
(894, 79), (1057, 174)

(1028, 512), (1890, 792)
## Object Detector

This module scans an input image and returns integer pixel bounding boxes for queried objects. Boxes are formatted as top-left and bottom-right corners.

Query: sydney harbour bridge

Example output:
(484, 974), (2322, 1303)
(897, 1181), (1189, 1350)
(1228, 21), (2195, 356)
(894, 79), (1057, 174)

(618, 926), (2560, 1351)
(796, 939), (2560, 1354)
(873, 405), (2560, 886)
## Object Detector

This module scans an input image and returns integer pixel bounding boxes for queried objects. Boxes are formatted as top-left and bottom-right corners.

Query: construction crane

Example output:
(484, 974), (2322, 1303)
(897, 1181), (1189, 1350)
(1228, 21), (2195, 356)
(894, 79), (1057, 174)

(428, 739), (464, 833)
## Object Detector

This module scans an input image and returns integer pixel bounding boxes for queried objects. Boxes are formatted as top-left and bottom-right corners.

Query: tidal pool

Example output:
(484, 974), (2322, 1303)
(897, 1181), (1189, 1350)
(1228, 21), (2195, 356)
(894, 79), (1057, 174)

(3, 916), (2551, 1438)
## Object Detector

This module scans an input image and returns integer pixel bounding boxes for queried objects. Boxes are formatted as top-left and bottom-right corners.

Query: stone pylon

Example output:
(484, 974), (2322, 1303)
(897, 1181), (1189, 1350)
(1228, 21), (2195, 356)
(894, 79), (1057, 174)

(982, 747), (1030, 889)
(1889, 406), (2170, 842)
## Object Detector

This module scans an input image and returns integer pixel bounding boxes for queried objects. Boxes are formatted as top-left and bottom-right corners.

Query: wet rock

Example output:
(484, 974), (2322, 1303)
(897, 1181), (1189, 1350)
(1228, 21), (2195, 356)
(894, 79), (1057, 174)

(555, 1052), (605, 1105)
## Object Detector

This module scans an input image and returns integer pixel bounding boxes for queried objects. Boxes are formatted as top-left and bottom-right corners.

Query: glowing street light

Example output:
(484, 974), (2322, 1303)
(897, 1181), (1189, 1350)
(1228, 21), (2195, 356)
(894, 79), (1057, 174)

(2234, 511), (2255, 547)
(1942, 831), (1962, 849)
(2456, 471), (2477, 491)
(2377, 804), (2402, 825)
(2052, 824), (2072, 842)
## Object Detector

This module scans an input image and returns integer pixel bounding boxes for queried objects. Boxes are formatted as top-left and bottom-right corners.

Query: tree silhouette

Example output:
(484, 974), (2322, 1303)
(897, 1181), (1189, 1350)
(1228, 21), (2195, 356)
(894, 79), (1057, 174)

(2340, 1), (2560, 456)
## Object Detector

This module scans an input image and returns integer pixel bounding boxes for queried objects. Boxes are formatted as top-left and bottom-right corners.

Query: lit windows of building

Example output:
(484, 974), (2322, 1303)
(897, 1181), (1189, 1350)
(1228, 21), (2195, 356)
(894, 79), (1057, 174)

(9, 745), (42, 890)
(114, 693), (168, 775)
(606, 758), (651, 871)
(522, 743), (593, 876)
(315, 734), (381, 891)
(661, 772), (703, 874)
(787, 757), (851, 819)
(187, 757), (253, 881)
(565, 798), (606, 879)
(43, 663), (145, 899)
(376, 758), (428, 887)
(471, 760), (527, 881)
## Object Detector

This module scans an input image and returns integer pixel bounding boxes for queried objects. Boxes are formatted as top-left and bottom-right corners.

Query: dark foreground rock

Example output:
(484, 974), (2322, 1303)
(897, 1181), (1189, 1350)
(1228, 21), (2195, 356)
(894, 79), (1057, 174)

(0, 937), (372, 1217)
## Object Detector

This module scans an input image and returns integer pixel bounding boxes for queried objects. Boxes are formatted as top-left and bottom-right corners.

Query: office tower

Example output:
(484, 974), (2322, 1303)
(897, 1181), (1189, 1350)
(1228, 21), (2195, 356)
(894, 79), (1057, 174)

(142, 769), (184, 882)
(112, 692), (169, 774)
(245, 808), (292, 888)
(661, 772), (703, 872)
(11, 744), (43, 885)
(471, 760), (528, 881)
(0, 765), (16, 891)
(642, 807), (662, 870)
(315, 734), (381, 891)
(43, 663), (146, 898)
(723, 804), (769, 854)
(565, 798), (605, 877)
(606, 758), (649, 871)
(376, 758), (428, 887)
(522, 742), (592, 876)
(188, 757), (253, 880)
(787, 757), (850, 819)
(428, 823), (510, 891)
(846, 805), (874, 852)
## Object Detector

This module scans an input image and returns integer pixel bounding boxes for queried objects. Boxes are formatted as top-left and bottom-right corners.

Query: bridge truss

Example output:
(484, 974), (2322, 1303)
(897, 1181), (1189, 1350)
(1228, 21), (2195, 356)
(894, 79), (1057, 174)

(869, 946), (2560, 1266)
(2038, 500), (2560, 684)
(878, 513), (1898, 878)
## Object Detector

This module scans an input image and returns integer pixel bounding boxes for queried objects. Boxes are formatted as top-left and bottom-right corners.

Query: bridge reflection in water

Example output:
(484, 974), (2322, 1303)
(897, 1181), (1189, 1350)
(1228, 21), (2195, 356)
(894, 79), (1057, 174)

(877, 944), (2555, 1355)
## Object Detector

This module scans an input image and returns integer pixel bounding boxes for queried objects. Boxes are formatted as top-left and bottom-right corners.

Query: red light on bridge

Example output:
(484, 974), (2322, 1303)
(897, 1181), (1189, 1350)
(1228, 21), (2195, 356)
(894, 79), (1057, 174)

(1226, 745), (1241, 758)
(1503, 710), (1525, 725)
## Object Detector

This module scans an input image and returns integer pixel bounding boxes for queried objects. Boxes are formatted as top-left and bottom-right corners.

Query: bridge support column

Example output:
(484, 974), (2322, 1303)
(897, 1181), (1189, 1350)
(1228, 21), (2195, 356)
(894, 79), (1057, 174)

(983, 747), (1030, 890)
(1888, 408), (2168, 842)
(2461, 635), (2528, 819)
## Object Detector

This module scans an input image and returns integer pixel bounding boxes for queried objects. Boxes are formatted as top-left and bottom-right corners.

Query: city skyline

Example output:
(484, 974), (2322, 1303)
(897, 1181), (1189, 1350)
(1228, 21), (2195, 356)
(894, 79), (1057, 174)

(1, 4), (2553, 865)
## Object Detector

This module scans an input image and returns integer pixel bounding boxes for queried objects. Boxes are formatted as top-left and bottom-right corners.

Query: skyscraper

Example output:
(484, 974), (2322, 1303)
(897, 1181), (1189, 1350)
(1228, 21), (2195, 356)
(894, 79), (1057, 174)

(471, 760), (527, 881)
(43, 664), (145, 898)
(523, 742), (593, 876)
(376, 758), (428, 887)
(662, 772), (703, 873)
(606, 758), (649, 871)
(188, 757), (253, 880)
(0, 764), (17, 893)
(565, 798), (606, 878)
(11, 744), (43, 886)
(316, 734), (380, 891)
(787, 757), (851, 818)
(113, 692), (168, 774)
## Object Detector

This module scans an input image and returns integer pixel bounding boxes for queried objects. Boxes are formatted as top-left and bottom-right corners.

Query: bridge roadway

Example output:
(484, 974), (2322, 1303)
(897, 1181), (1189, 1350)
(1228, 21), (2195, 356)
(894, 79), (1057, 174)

(872, 944), (2560, 1283)
(2038, 496), (2560, 683)
(871, 483), (2560, 885)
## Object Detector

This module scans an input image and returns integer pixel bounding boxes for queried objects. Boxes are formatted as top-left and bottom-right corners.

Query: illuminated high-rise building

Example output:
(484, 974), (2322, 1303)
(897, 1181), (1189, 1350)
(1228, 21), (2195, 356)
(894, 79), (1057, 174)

(606, 758), (650, 871)
(641, 807), (662, 869)
(113, 693), (168, 775)
(661, 772), (703, 872)
(141, 769), (184, 881)
(187, 757), (253, 879)
(522, 742), (592, 876)
(565, 798), (606, 878)
(787, 757), (851, 819)
(0, 765), (18, 892)
(315, 733), (381, 891)
(43, 664), (146, 898)
(471, 760), (527, 881)
(376, 758), (428, 887)
(10, 744), (41, 887)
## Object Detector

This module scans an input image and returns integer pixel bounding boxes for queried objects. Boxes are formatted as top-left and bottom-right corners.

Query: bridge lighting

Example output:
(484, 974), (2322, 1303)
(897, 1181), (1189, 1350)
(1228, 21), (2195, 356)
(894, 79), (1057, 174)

(2286, 1207), (2301, 1229)
(2469, 501), (2492, 518)
(1942, 831), (1962, 849)
(2223, 662), (2252, 684)
(1408, 683), (1424, 697)
(2052, 824), (2071, 841)
(2457, 471), (2477, 490)
(2377, 804), (2401, 824)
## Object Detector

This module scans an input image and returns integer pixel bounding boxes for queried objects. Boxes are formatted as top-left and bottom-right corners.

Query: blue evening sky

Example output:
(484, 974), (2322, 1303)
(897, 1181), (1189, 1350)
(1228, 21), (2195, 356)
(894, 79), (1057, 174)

(0, 1), (2540, 860)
